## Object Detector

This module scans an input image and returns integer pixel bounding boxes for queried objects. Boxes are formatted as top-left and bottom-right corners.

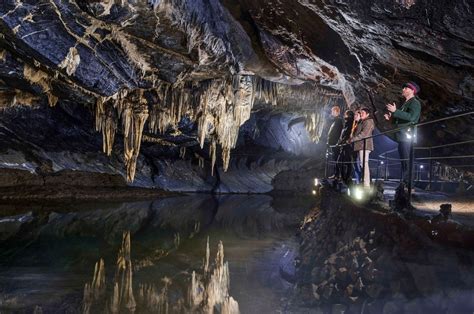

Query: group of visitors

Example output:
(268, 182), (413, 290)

(327, 106), (374, 187)
(326, 81), (422, 188)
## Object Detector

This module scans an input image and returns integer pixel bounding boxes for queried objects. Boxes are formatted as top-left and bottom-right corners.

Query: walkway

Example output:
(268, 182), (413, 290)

(383, 181), (474, 227)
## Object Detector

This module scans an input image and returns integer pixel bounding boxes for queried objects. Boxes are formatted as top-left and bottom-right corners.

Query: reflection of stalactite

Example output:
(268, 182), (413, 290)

(82, 233), (238, 313)
(137, 279), (171, 313)
(189, 238), (239, 314)
(112, 231), (136, 313)
(83, 259), (106, 314)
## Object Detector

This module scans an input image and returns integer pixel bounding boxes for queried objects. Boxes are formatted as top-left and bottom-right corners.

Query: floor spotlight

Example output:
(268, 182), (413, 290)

(354, 187), (364, 200)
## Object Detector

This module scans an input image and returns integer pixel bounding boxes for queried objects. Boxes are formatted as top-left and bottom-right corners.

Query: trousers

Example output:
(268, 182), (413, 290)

(357, 150), (371, 187)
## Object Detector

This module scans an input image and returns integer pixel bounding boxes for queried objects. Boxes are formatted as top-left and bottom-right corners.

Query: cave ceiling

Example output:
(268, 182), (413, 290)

(0, 0), (473, 181)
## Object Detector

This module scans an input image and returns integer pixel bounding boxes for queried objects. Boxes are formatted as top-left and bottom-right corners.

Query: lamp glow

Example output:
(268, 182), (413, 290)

(380, 161), (384, 165)
(420, 165), (424, 169)
(312, 190), (316, 195)
(354, 187), (364, 200)
(314, 178), (319, 186)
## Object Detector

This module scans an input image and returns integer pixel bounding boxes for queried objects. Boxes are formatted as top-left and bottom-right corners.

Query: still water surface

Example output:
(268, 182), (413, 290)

(0, 194), (313, 313)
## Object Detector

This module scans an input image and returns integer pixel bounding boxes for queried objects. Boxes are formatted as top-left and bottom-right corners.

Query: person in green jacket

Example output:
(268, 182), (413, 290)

(384, 82), (421, 185)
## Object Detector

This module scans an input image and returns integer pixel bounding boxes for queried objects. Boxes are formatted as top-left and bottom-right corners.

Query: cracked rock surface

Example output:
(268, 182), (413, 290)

(0, 0), (472, 187)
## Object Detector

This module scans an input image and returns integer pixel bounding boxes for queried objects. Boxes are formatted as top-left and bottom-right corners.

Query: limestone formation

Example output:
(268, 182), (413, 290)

(81, 232), (239, 313)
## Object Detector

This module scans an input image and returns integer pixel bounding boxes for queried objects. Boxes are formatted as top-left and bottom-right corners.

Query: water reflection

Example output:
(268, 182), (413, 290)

(0, 194), (312, 313)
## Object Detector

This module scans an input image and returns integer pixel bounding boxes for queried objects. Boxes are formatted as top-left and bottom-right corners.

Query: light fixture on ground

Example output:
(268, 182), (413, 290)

(354, 187), (364, 200)
(347, 186), (365, 201)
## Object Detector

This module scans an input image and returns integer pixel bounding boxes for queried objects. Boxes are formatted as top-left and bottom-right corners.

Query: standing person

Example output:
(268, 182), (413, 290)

(336, 110), (355, 184)
(327, 105), (343, 179)
(384, 82), (421, 186)
(350, 108), (375, 188)
(351, 110), (362, 184)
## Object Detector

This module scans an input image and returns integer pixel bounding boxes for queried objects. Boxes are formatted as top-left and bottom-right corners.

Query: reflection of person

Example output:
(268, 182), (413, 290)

(384, 82), (421, 185)
(327, 105), (343, 178)
(350, 108), (375, 188)
(336, 110), (355, 184)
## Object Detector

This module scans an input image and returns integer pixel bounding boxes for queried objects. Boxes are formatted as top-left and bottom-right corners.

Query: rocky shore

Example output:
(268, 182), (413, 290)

(292, 187), (474, 313)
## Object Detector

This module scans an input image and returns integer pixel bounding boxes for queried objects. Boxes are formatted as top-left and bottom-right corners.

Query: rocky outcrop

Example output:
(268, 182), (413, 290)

(1, 0), (472, 186)
(294, 188), (474, 313)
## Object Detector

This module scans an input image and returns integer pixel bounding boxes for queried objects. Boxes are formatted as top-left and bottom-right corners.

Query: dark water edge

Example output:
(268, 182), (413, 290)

(0, 194), (314, 313)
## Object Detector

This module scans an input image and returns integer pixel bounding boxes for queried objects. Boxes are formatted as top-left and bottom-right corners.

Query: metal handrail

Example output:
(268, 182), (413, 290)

(326, 109), (474, 204)
(330, 110), (474, 148)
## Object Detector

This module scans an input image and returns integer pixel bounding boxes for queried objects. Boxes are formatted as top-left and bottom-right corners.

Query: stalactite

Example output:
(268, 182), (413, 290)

(23, 64), (58, 107)
(95, 97), (117, 156)
(179, 146), (186, 159)
(120, 92), (149, 182)
(93, 75), (340, 182)
(58, 46), (80, 76)
(209, 139), (217, 176)
(195, 153), (205, 169)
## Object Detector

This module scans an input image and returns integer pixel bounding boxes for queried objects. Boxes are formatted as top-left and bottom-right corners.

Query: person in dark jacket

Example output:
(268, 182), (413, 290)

(351, 110), (362, 183)
(327, 105), (343, 178)
(384, 82), (422, 185)
(336, 110), (355, 184)
(350, 108), (375, 188)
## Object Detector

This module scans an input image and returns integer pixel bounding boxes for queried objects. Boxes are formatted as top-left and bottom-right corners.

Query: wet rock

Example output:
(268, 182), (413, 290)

(403, 299), (423, 314)
(332, 303), (347, 314)
(382, 301), (400, 314)
(364, 300), (383, 314)
(405, 263), (439, 296)
(354, 277), (364, 291)
(365, 283), (384, 299)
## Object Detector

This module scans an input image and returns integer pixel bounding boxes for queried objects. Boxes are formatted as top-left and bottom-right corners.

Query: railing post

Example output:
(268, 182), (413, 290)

(407, 140), (415, 204)
(384, 153), (388, 181)
(325, 148), (329, 178)
(428, 148), (433, 190)
(362, 138), (367, 185)
(376, 160), (380, 181)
